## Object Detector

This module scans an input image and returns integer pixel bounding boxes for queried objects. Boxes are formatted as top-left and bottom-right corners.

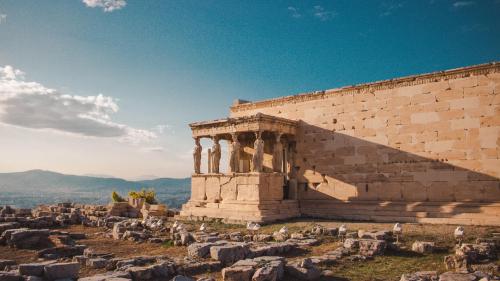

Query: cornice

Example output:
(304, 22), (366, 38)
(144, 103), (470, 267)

(231, 62), (500, 113)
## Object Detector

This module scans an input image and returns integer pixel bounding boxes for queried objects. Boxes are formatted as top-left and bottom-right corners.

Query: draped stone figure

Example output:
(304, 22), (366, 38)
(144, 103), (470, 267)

(252, 132), (264, 172)
(229, 134), (240, 173)
(211, 137), (221, 173)
(193, 138), (202, 174)
(272, 134), (283, 172)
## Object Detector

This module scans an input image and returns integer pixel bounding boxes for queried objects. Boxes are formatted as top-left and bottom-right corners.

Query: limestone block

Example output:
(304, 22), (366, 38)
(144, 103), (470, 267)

(449, 76), (478, 89)
(205, 177), (221, 202)
(220, 178), (237, 201)
(479, 127), (499, 149)
(450, 97), (480, 110)
(411, 112), (440, 124)
(451, 117), (480, 130)
(401, 183), (428, 201)
(191, 177), (206, 201)
(378, 183), (402, 201)
(411, 93), (436, 105)
(237, 185), (260, 201)
(425, 140), (454, 153)
(43, 262), (80, 280)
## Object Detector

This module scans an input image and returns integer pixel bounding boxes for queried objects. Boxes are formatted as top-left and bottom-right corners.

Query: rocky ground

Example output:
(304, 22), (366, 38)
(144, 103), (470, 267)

(0, 204), (499, 281)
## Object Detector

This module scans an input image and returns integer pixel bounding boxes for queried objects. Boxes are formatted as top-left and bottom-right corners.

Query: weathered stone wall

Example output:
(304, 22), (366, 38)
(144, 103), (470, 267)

(230, 63), (500, 225)
(180, 173), (300, 223)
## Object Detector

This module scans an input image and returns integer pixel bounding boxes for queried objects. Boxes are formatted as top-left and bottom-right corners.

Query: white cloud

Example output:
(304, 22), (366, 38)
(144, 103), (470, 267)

(82, 0), (126, 12)
(453, 1), (475, 8)
(0, 65), (156, 144)
(287, 6), (302, 18)
(0, 13), (6, 24)
(313, 6), (337, 21)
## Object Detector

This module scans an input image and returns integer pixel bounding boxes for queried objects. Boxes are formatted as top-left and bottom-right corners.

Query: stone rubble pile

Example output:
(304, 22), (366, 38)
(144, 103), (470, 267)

(110, 217), (170, 243)
(444, 242), (498, 273)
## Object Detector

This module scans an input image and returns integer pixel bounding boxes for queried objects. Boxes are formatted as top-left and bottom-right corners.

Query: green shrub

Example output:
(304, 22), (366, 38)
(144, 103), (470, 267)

(128, 188), (157, 204)
(111, 191), (126, 202)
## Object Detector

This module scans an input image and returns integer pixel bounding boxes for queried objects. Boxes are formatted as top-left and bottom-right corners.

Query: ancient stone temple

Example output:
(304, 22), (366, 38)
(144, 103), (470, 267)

(180, 62), (500, 225)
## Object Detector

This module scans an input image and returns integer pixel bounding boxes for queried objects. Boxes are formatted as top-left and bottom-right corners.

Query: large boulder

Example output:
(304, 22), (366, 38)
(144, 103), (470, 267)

(222, 256), (284, 281)
(222, 264), (255, 281)
(188, 241), (228, 258)
(400, 271), (438, 281)
(0, 260), (16, 271)
(86, 258), (109, 269)
(272, 232), (289, 242)
(19, 262), (55, 277)
(438, 272), (477, 281)
(0, 271), (23, 281)
(0, 222), (20, 237)
(210, 243), (250, 266)
(177, 259), (221, 276)
(359, 239), (386, 256)
(37, 245), (87, 259)
(43, 262), (80, 280)
(457, 243), (497, 262)
(170, 276), (194, 281)
(127, 266), (154, 280)
(360, 230), (392, 241)
(285, 258), (321, 280)
(343, 238), (359, 250)
(77, 271), (131, 281)
(1, 228), (50, 249)
(248, 242), (296, 258)
(150, 261), (177, 279)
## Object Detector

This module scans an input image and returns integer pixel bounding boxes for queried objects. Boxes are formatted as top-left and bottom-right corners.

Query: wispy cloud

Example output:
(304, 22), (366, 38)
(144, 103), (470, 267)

(452, 1), (476, 8)
(380, 2), (404, 17)
(82, 0), (126, 12)
(153, 124), (174, 135)
(313, 5), (337, 21)
(141, 146), (166, 153)
(0, 13), (6, 24)
(287, 6), (302, 18)
(0, 65), (156, 144)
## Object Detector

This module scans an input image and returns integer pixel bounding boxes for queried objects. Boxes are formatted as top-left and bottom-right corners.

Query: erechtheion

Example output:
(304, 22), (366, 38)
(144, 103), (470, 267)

(179, 62), (500, 225)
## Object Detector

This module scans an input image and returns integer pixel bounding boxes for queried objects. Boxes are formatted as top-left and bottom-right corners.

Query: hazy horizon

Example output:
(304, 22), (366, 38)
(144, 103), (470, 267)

(1, 0), (499, 178)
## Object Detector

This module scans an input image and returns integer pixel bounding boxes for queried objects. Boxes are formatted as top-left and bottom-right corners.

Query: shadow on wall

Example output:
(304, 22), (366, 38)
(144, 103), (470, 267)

(293, 121), (499, 220)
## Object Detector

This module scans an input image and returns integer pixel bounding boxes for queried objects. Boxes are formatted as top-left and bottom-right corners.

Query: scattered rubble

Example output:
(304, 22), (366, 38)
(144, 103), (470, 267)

(412, 241), (435, 254)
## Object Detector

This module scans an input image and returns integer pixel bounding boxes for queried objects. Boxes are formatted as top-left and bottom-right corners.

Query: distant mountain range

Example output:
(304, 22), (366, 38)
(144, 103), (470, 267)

(0, 170), (191, 209)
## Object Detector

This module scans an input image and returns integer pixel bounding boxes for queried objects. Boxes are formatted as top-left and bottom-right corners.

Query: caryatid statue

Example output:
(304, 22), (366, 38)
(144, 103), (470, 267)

(193, 137), (202, 174)
(272, 133), (283, 172)
(252, 131), (265, 172)
(211, 137), (221, 173)
(229, 133), (240, 173)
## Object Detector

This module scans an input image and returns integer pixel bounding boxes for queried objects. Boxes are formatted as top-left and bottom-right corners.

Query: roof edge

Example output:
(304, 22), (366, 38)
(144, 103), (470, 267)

(231, 61), (500, 113)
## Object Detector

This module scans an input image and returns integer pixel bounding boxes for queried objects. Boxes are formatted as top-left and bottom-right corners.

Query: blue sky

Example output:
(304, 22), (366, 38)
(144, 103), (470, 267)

(0, 0), (499, 179)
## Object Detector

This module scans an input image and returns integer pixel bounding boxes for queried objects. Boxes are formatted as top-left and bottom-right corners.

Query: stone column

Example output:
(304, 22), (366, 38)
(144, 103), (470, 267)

(207, 148), (212, 173)
(252, 131), (265, 172)
(193, 137), (202, 174)
(229, 133), (241, 173)
(272, 133), (283, 172)
(211, 136), (221, 173)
